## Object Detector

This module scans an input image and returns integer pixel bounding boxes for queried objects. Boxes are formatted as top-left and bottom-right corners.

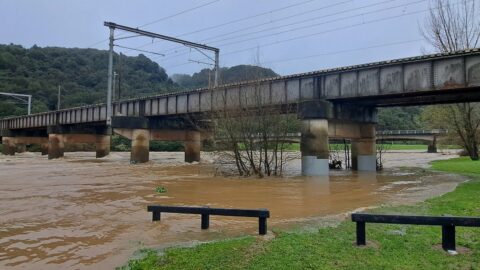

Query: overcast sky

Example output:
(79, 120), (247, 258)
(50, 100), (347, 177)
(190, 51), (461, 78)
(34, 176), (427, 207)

(0, 0), (437, 76)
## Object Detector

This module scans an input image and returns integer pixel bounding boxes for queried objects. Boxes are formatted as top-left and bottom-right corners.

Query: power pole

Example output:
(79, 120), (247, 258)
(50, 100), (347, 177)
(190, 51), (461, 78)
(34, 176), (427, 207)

(103, 21), (220, 91)
(27, 95), (31, 115)
(113, 72), (118, 100)
(0, 92), (32, 115)
(57, 85), (61, 110)
(106, 27), (114, 125)
(118, 53), (123, 102)
(214, 50), (220, 87)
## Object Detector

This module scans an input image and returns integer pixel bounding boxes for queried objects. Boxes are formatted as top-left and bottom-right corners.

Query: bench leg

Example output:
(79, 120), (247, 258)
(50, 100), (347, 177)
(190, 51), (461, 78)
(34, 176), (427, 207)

(356, 222), (366, 246)
(442, 225), (456, 251)
(201, 214), (209, 229)
(152, 211), (161, 221)
(259, 217), (267, 235)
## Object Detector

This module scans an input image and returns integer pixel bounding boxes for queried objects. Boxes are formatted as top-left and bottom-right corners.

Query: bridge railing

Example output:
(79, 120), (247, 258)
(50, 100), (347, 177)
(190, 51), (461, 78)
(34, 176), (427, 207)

(376, 129), (448, 135)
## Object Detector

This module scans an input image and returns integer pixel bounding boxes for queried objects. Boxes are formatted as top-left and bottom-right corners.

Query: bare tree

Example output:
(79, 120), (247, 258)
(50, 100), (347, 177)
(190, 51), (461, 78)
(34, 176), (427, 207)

(420, 0), (480, 160)
(212, 83), (300, 177)
(376, 139), (392, 171)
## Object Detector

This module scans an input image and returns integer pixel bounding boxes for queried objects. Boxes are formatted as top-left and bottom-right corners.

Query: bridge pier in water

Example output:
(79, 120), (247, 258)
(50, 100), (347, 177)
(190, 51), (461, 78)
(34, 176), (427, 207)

(1, 137), (16, 155)
(351, 124), (376, 171)
(184, 130), (201, 163)
(300, 119), (329, 176)
(112, 116), (203, 164)
(131, 129), (150, 164)
(298, 101), (378, 176)
(48, 134), (65, 159)
(46, 125), (112, 159)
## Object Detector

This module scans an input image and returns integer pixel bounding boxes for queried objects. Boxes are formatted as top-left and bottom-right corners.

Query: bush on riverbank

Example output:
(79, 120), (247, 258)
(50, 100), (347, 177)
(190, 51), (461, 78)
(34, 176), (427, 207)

(120, 158), (480, 269)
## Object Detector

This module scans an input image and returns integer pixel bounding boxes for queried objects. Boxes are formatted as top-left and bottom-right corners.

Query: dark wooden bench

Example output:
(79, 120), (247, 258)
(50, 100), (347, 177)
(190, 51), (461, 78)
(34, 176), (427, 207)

(147, 205), (270, 235)
(352, 213), (480, 251)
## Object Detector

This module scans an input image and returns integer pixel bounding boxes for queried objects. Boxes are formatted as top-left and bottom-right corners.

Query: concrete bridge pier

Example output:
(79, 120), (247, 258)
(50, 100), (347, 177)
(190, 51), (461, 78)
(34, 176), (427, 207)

(48, 134), (65, 159)
(15, 143), (27, 153)
(185, 130), (201, 163)
(1, 137), (16, 155)
(41, 142), (49, 155)
(428, 136), (437, 153)
(95, 135), (111, 158)
(298, 100), (333, 176)
(131, 129), (150, 164)
(300, 119), (330, 176)
(351, 123), (377, 171)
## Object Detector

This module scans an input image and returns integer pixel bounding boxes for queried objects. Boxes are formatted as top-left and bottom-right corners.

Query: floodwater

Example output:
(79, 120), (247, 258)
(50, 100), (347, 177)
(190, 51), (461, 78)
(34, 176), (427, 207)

(0, 151), (464, 270)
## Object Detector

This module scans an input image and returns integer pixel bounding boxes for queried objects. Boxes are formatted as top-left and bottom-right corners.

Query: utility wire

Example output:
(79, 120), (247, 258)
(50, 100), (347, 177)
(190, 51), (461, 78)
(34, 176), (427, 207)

(164, 6), (432, 69)
(262, 39), (425, 65)
(114, 44), (165, 56)
(138, 0), (220, 28)
(133, 0), (324, 51)
(156, 0), (425, 63)
(84, 0), (221, 48)
(215, 0), (427, 48)
(144, 0), (354, 54)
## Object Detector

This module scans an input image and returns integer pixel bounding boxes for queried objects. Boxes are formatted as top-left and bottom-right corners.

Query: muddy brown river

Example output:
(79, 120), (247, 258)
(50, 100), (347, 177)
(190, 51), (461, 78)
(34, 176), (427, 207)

(0, 151), (463, 269)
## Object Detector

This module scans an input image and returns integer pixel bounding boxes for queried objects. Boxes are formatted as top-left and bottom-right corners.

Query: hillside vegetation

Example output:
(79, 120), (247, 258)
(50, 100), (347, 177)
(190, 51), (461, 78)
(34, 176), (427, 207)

(0, 44), (180, 116)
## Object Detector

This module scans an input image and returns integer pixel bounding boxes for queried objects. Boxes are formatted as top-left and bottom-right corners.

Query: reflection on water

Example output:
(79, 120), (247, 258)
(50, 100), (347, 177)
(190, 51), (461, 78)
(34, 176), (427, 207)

(0, 152), (463, 270)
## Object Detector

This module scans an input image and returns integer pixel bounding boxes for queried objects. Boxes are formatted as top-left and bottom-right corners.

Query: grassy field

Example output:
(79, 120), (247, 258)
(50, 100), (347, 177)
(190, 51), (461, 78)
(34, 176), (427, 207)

(121, 158), (480, 270)
(281, 143), (459, 151)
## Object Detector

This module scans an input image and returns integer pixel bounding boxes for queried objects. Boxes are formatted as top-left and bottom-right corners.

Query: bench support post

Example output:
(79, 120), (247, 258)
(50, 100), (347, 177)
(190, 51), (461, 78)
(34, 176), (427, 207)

(152, 211), (161, 221)
(442, 225), (456, 251)
(201, 214), (210, 229)
(259, 217), (267, 235)
(356, 221), (366, 245)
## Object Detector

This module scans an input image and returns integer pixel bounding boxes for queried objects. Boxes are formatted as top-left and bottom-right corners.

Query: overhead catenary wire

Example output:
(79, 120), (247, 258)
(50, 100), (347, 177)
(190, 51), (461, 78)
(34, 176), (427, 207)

(84, 0), (222, 48)
(164, 38), (426, 70)
(155, 0), (426, 63)
(163, 5), (435, 70)
(114, 44), (166, 57)
(136, 0), (349, 52)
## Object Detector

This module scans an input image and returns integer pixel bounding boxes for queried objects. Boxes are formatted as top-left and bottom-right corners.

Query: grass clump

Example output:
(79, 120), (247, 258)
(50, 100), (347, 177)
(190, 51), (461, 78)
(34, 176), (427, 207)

(155, 186), (167, 194)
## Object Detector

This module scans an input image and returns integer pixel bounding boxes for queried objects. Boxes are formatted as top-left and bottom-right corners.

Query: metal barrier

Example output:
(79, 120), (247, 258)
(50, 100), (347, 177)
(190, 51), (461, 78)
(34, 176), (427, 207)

(147, 205), (270, 235)
(352, 213), (480, 251)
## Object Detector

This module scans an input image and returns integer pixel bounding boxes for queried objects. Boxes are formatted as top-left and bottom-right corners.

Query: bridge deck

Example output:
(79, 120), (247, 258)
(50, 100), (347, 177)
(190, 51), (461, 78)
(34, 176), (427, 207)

(1, 48), (480, 131)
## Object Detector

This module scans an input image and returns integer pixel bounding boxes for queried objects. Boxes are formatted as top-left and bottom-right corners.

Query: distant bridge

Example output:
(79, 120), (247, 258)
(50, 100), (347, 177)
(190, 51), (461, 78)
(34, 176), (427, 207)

(1, 48), (479, 175)
(214, 130), (447, 153)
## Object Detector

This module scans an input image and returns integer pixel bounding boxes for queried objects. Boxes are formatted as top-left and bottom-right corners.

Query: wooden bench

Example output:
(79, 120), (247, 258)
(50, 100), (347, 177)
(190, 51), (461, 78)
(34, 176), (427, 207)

(352, 213), (480, 251)
(147, 205), (270, 235)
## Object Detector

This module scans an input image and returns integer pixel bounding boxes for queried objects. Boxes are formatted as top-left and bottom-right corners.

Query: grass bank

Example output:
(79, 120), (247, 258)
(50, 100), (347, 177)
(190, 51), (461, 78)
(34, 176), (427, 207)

(281, 143), (459, 151)
(122, 158), (480, 270)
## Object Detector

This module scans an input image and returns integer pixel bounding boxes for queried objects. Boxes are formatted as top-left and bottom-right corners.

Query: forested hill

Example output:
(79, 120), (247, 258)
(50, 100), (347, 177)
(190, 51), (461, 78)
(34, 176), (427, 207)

(171, 65), (279, 89)
(0, 44), (180, 116)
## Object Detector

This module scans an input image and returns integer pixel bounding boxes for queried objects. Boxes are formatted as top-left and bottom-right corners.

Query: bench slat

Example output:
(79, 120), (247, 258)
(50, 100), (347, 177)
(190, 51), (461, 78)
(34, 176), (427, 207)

(352, 213), (480, 227)
(147, 205), (270, 218)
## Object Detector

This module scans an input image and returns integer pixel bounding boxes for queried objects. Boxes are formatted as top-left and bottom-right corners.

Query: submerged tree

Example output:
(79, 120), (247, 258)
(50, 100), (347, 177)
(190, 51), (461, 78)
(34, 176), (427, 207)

(212, 85), (300, 177)
(420, 0), (480, 160)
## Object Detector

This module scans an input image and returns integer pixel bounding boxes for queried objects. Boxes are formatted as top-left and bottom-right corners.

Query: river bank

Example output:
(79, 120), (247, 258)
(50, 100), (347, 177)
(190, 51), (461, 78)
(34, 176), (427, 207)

(121, 157), (480, 269)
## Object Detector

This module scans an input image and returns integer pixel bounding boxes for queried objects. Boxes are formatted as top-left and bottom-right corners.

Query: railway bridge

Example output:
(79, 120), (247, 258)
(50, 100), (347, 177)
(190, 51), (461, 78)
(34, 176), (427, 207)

(1, 49), (480, 175)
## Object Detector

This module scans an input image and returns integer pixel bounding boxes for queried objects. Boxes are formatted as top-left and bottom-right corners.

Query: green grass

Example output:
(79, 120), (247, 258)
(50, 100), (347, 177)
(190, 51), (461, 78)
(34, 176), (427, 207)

(282, 143), (459, 151)
(121, 158), (480, 270)
(431, 157), (480, 175)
